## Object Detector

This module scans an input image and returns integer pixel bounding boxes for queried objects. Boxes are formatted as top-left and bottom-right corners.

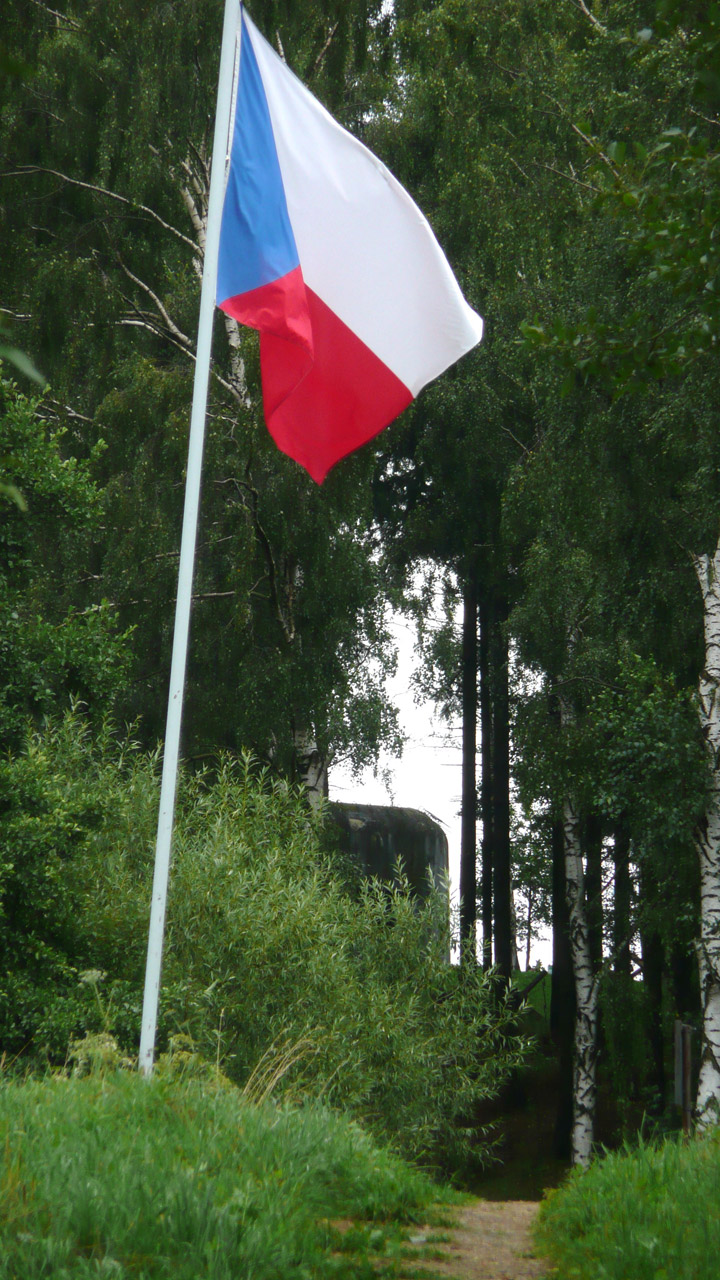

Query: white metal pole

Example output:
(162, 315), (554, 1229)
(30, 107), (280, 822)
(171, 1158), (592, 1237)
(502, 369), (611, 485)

(138, 0), (241, 1076)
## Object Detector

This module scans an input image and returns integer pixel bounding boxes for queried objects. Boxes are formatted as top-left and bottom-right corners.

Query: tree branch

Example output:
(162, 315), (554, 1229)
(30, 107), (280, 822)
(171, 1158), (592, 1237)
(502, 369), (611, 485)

(4, 165), (198, 255)
(118, 258), (194, 352)
(501, 425), (531, 456)
(28, 0), (81, 30)
(536, 161), (600, 193)
(571, 0), (608, 34)
(309, 22), (339, 80)
(216, 473), (297, 644)
(114, 312), (244, 406)
(569, 121), (622, 180)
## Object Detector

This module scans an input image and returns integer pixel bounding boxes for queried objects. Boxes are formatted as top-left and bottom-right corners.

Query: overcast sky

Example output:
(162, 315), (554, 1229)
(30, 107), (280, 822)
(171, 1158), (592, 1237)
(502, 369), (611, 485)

(330, 608), (552, 969)
(330, 608), (463, 892)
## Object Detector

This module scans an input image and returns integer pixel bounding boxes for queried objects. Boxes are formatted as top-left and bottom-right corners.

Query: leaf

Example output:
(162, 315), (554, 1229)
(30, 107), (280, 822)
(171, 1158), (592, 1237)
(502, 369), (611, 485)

(0, 342), (45, 385)
(0, 481), (27, 511)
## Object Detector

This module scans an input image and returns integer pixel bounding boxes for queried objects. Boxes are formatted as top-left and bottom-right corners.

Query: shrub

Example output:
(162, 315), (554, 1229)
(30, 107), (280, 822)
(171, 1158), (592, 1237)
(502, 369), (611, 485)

(0, 711), (154, 1059)
(1, 715), (526, 1169)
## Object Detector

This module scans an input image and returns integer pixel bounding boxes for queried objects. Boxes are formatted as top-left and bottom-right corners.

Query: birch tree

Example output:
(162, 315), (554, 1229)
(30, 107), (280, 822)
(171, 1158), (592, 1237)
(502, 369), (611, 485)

(692, 546), (720, 1124)
(562, 790), (599, 1166)
(0, 0), (403, 779)
(536, 5), (720, 1125)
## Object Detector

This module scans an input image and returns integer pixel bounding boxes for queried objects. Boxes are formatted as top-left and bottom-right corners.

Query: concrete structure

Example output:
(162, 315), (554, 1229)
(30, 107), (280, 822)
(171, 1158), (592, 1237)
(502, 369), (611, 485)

(328, 803), (448, 900)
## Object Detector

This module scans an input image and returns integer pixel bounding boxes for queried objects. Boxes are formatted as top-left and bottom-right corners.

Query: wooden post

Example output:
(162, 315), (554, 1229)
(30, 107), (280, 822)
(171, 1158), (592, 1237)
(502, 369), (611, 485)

(674, 1019), (693, 1136)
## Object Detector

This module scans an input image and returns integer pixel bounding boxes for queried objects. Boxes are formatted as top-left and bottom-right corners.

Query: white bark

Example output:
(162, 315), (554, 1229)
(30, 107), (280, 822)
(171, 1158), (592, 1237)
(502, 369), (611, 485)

(692, 542), (720, 1127)
(563, 792), (599, 1166)
(179, 155), (250, 405)
(294, 729), (329, 810)
(559, 693), (599, 1167)
(510, 890), (522, 973)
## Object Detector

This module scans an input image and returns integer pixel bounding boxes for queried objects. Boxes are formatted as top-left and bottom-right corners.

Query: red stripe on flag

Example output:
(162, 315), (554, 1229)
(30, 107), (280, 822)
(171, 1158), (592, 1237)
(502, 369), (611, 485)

(219, 264), (313, 353)
(260, 286), (412, 483)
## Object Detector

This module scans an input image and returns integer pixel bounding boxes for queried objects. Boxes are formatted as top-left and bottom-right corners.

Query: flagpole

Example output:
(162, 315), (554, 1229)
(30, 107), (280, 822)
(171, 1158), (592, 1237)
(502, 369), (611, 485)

(138, 0), (241, 1076)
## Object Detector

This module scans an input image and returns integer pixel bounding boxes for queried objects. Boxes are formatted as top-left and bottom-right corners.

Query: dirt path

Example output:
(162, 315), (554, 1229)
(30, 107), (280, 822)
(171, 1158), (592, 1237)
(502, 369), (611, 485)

(411, 1199), (548, 1279)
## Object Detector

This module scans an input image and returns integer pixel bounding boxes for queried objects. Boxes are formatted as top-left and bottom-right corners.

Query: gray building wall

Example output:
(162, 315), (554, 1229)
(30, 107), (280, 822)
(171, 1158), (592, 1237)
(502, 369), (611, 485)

(328, 803), (448, 899)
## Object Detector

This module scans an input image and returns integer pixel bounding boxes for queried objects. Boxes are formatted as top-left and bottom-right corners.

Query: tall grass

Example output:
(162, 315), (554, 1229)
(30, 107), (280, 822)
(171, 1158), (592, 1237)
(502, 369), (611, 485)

(537, 1131), (720, 1280)
(0, 1073), (441, 1279)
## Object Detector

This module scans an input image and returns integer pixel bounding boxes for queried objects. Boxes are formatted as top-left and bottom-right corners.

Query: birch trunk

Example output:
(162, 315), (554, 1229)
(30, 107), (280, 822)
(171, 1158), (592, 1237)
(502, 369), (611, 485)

(293, 728), (329, 810)
(551, 815), (575, 1159)
(692, 543), (720, 1127)
(479, 593), (494, 970)
(563, 792), (599, 1166)
(459, 571), (478, 962)
(492, 595), (512, 982)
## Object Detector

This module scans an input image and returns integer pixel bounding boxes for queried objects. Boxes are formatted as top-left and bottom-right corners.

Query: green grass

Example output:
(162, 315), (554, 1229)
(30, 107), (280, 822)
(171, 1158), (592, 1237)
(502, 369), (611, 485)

(537, 1130), (720, 1280)
(0, 1073), (449, 1279)
(512, 969), (551, 1033)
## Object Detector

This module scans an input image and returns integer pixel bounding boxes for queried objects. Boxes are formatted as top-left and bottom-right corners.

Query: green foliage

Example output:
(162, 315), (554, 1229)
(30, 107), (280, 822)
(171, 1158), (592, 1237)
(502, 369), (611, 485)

(0, 0), (404, 777)
(588, 653), (705, 855)
(0, 340), (43, 387)
(0, 1073), (443, 1279)
(0, 713), (152, 1058)
(511, 810), (553, 967)
(0, 30), (44, 388)
(160, 758), (524, 1167)
(0, 381), (128, 749)
(598, 972), (651, 1115)
(6, 0), (718, 1151)
(537, 1131), (720, 1280)
(0, 714), (525, 1169)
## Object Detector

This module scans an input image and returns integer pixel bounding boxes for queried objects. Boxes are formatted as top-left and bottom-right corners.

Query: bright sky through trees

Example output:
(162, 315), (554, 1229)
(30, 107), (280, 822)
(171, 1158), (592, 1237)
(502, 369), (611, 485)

(330, 612), (552, 969)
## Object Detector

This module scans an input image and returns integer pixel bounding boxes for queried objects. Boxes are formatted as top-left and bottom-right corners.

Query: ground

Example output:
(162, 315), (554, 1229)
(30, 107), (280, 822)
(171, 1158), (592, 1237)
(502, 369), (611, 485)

(412, 1200), (547, 1279)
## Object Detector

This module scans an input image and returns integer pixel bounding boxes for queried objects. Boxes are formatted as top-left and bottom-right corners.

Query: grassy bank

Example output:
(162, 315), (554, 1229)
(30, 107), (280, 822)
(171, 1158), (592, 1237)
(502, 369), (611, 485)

(0, 1072), (447, 1278)
(537, 1130), (720, 1280)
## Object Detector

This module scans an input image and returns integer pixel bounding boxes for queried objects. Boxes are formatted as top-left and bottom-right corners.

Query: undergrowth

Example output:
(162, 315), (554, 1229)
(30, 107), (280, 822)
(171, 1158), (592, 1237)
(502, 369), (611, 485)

(0, 1072), (449, 1279)
(536, 1130), (720, 1280)
(0, 712), (526, 1172)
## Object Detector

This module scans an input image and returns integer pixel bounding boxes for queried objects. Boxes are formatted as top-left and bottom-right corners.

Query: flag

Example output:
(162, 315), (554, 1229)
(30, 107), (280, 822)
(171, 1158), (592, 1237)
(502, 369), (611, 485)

(217, 9), (483, 484)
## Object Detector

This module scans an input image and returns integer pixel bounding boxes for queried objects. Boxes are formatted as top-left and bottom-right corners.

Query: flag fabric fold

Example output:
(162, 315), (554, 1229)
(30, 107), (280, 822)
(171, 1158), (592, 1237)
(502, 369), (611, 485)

(217, 8), (483, 484)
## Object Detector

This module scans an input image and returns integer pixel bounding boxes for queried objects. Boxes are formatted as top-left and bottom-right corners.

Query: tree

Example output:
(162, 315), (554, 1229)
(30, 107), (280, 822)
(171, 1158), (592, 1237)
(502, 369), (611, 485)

(0, 0), (403, 782)
(0, 379), (127, 749)
(523, 2), (720, 1128)
(370, 0), (586, 975)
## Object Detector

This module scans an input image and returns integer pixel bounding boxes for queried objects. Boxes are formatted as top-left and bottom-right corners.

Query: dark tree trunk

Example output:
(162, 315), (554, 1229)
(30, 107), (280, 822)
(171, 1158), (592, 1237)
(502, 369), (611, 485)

(479, 591), (494, 970)
(640, 919), (666, 1113)
(584, 814), (604, 973)
(671, 941), (699, 1025)
(551, 815), (575, 1160)
(613, 823), (632, 978)
(491, 592), (512, 982)
(459, 568), (478, 962)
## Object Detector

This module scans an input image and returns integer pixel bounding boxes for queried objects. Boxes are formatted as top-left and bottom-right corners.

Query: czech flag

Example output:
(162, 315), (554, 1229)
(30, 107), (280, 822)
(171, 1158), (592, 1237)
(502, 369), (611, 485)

(217, 9), (483, 484)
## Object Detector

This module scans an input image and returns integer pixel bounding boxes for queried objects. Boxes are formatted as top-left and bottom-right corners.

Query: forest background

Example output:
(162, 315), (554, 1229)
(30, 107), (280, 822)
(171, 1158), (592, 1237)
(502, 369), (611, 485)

(3, 0), (720, 1178)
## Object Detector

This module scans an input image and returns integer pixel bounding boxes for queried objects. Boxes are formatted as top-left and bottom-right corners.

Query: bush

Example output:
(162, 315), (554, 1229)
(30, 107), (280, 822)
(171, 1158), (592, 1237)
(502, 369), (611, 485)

(537, 1131), (720, 1280)
(0, 711), (154, 1059)
(0, 380), (128, 752)
(1, 714), (526, 1169)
